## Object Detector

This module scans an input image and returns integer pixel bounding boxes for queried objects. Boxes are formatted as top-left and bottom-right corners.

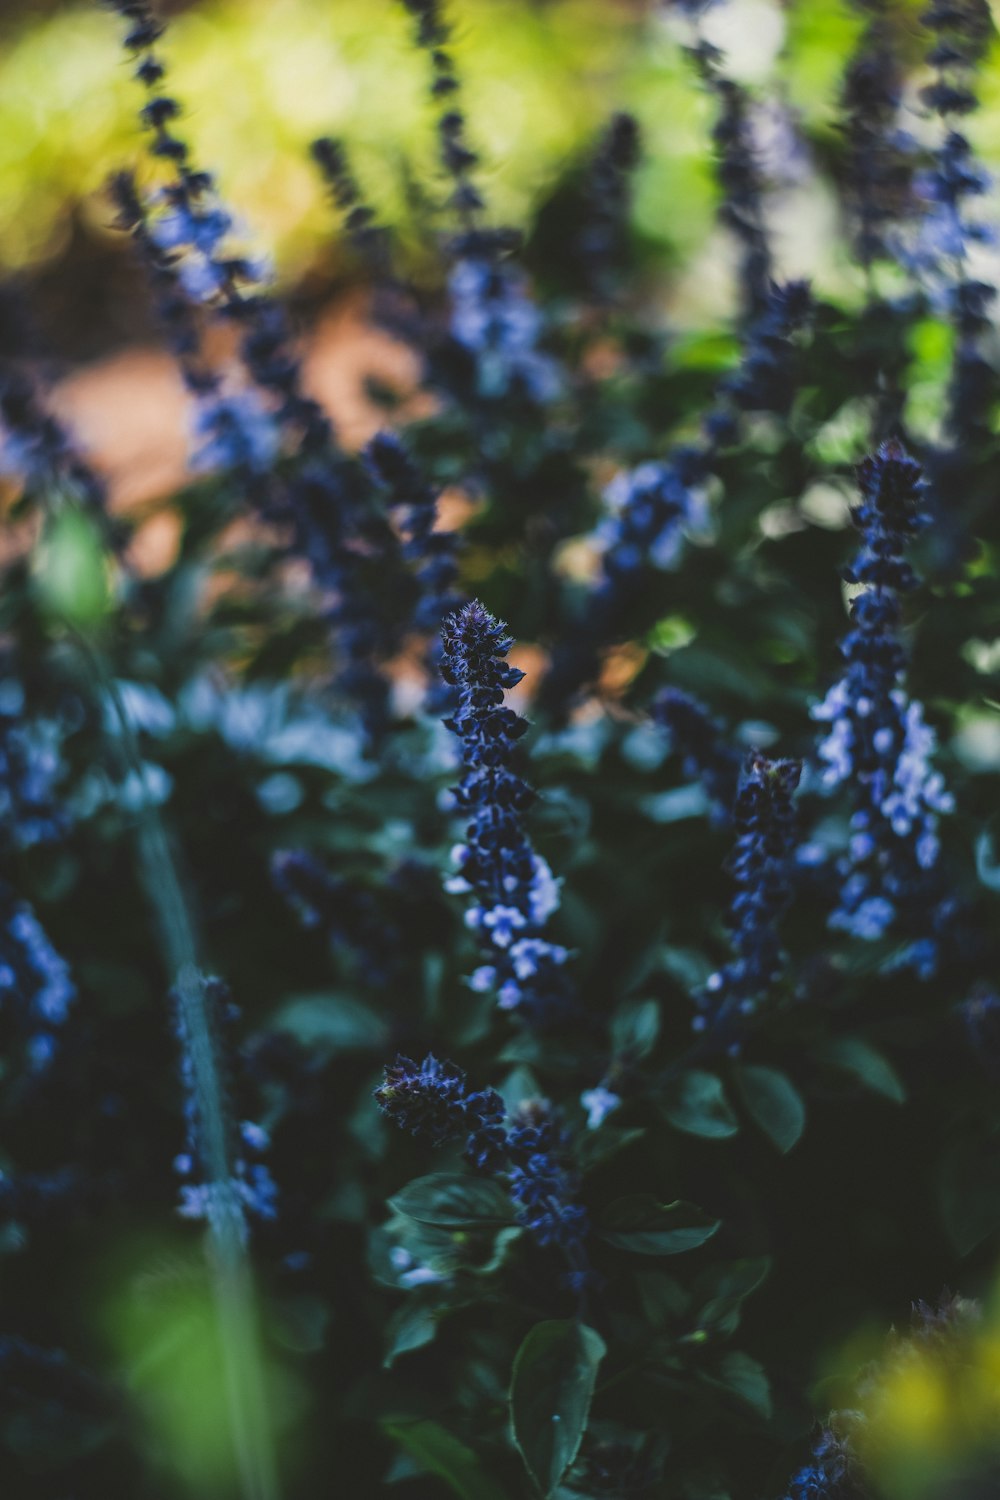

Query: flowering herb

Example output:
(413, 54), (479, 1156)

(688, 34), (775, 318)
(107, 0), (407, 736)
(310, 138), (388, 272)
(5, 2), (1000, 1495)
(365, 430), (463, 686)
(545, 277), (811, 709)
(440, 601), (574, 1026)
(0, 888), (76, 1074)
(651, 687), (741, 822)
(812, 441), (953, 962)
(697, 752), (801, 1035)
(375, 1054), (590, 1278)
(839, 3), (916, 278)
(576, 112), (641, 302)
(0, 365), (111, 536)
(171, 975), (277, 1232)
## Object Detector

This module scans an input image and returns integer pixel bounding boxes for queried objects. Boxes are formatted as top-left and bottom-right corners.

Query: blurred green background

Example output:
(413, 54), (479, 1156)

(6, 0), (1000, 360)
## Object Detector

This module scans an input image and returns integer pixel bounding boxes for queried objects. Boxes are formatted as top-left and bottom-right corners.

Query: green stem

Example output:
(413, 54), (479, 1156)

(80, 639), (279, 1500)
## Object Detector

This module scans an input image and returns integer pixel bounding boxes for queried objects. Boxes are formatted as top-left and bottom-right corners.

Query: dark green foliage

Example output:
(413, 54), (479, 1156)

(1, 0), (1000, 1496)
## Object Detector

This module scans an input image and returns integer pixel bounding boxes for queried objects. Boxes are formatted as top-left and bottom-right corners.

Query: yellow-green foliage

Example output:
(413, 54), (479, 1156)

(4, 0), (961, 287)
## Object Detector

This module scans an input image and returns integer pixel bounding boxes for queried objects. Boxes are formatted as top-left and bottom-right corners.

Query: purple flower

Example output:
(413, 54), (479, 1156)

(440, 603), (575, 1025)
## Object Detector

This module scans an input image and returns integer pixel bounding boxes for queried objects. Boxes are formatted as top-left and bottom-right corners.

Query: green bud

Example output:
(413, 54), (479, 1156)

(34, 506), (111, 628)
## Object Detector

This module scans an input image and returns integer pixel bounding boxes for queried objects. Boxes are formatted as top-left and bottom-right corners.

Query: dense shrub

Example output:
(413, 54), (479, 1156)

(2, 1), (1000, 1497)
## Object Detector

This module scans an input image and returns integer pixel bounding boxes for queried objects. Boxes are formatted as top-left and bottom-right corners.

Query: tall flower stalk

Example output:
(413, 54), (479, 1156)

(375, 1053), (593, 1289)
(811, 441), (953, 967)
(440, 602), (574, 1026)
(105, 0), (404, 737)
(6, 313), (280, 1489)
(696, 752), (801, 1036)
(83, 649), (280, 1500)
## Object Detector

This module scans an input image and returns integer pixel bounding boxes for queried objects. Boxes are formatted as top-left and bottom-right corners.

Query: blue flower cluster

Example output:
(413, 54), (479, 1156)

(505, 1102), (589, 1261)
(0, 667), (75, 1074)
(271, 848), (398, 985)
(0, 680), (66, 853)
(689, 36), (775, 317)
(913, 2), (993, 283)
(544, 278), (810, 712)
(108, 3), (405, 738)
(375, 1053), (506, 1165)
(440, 602), (574, 1026)
(399, 0), (484, 225)
(696, 752), (801, 1034)
(448, 255), (561, 404)
(651, 688), (741, 823)
(839, 6), (916, 275)
(0, 365), (110, 534)
(365, 430), (462, 648)
(171, 977), (277, 1235)
(781, 1428), (866, 1500)
(811, 442), (953, 956)
(375, 1055), (590, 1276)
(310, 137), (387, 270)
(576, 112), (641, 301)
(596, 456), (709, 581)
(0, 888), (76, 1073)
(915, 3), (998, 568)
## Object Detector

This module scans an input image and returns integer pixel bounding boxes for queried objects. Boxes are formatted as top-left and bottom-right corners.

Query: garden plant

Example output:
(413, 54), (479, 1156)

(2, 0), (1000, 1496)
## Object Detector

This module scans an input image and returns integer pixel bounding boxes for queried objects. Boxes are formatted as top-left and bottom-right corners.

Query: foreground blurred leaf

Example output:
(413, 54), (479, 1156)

(509, 1321), (606, 1498)
(383, 1419), (510, 1500)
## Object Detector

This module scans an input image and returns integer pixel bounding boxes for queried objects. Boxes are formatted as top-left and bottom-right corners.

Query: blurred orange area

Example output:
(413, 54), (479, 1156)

(599, 641), (646, 696)
(509, 642), (551, 706)
(47, 289), (424, 521)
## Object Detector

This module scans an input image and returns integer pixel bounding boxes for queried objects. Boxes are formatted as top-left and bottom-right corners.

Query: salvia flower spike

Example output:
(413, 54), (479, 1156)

(440, 602), (575, 1026)
(696, 752), (801, 1035)
(811, 441), (953, 963)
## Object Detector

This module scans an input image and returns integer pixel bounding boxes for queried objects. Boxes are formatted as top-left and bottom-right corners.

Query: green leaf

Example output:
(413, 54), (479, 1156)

(599, 1196), (720, 1256)
(821, 1038), (906, 1103)
(722, 1352), (772, 1421)
(938, 1132), (1000, 1255)
(509, 1321), (607, 1497)
(270, 992), (387, 1053)
(639, 785), (711, 823)
(578, 1125), (647, 1173)
(661, 1071), (740, 1139)
(976, 828), (1000, 892)
(499, 1065), (543, 1115)
(734, 1065), (805, 1152)
(383, 1299), (439, 1369)
(611, 999), (660, 1060)
(34, 507), (111, 628)
(269, 1295), (331, 1355)
(634, 1270), (691, 1329)
(383, 1419), (510, 1500)
(389, 1174), (515, 1230)
(702, 1351), (773, 1419)
(695, 1259), (771, 1338)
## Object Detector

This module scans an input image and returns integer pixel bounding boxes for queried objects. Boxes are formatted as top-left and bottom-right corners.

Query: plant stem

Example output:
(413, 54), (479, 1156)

(80, 638), (279, 1500)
